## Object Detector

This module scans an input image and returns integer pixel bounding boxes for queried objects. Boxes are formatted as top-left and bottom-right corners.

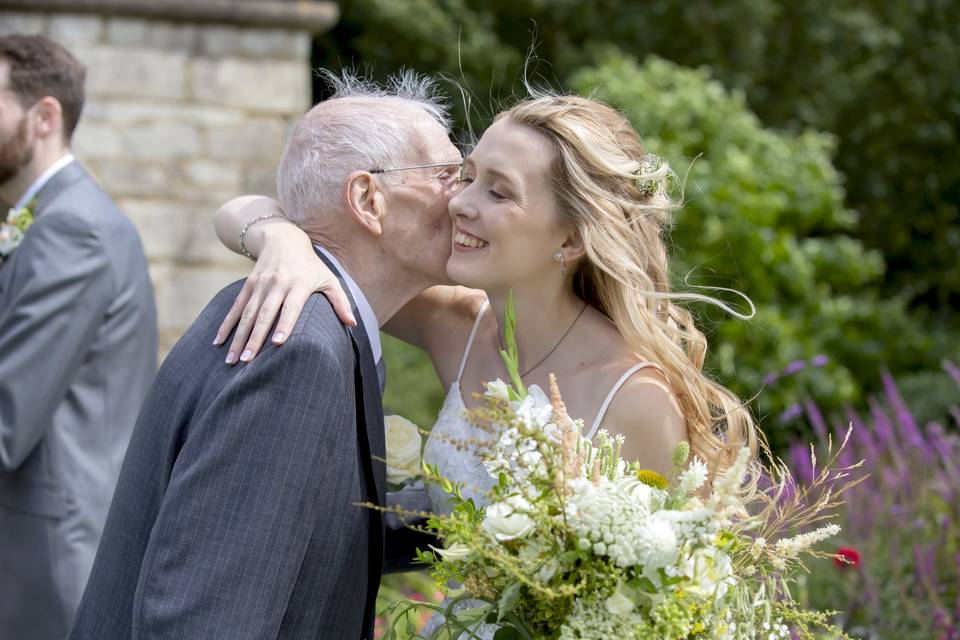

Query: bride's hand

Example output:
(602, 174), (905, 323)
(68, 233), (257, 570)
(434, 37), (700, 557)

(214, 223), (357, 364)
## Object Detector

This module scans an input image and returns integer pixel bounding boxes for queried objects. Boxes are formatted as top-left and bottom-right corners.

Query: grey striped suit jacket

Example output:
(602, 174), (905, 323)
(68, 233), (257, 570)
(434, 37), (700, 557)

(0, 161), (157, 640)
(70, 256), (399, 639)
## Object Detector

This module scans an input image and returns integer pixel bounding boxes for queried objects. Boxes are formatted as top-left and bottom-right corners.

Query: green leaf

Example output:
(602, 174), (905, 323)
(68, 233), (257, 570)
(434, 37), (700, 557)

(496, 582), (522, 622)
(628, 576), (657, 593)
(498, 290), (527, 398)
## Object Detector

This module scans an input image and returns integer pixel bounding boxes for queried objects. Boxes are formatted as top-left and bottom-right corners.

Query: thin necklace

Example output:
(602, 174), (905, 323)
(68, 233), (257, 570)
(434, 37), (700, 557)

(499, 301), (589, 378)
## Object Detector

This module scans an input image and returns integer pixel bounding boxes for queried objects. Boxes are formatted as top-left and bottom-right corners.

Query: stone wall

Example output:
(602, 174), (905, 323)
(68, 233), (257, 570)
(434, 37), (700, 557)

(0, 9), (316, 357)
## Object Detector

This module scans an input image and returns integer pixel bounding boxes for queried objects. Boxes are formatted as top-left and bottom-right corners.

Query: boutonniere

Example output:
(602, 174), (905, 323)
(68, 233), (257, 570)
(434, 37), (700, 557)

(0, 198), (37, 265)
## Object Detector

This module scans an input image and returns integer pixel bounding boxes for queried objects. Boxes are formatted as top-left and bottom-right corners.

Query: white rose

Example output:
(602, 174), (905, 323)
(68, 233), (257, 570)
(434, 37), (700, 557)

(384, 415), (422, 485)
(481, 495), (536, 542)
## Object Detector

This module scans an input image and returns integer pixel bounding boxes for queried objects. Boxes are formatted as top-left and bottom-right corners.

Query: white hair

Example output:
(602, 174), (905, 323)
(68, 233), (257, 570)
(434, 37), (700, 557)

(277, 69), (451, 225)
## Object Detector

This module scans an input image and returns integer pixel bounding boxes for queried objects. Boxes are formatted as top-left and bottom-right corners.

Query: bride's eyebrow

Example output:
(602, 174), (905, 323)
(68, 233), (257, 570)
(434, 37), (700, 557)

(464, 157), (520, 191)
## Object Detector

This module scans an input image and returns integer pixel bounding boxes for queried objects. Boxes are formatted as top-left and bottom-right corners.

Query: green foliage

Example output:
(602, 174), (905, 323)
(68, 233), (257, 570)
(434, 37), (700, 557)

(568, 54), (929, 440)
(381, 333), (445, 430)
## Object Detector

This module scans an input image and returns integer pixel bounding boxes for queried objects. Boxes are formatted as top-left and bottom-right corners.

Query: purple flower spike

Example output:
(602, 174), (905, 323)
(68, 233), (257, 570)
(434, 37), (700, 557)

(780, 403), (804, 424)
(847, 406), (879, 461)
(783, 359), (808, 375)
(868, 396), (896, 449)
(804, 400), (829, 441)
(763, 372), (780, 386)
(943, 360), (960, 387)
(882, 371), (929, 459)
(811, 354), (829, 368)
(789, 441), (814, 485)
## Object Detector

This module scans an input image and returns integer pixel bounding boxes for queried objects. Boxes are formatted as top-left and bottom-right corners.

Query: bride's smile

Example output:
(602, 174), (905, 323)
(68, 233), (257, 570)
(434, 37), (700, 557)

(452, 228), (489, 250)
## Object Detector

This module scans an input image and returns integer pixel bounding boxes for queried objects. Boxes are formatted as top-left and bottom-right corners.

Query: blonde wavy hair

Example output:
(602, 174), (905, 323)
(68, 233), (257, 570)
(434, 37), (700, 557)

(499, 95), (759, 478)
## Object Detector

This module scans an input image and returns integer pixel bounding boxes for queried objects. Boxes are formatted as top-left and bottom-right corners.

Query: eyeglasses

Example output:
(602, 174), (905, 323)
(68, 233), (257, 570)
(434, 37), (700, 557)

(369, 161), (463, 175)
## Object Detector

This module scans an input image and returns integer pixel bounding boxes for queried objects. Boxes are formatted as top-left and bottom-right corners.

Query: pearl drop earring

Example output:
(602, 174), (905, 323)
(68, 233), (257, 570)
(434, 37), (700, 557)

(554, 250), (567, 279)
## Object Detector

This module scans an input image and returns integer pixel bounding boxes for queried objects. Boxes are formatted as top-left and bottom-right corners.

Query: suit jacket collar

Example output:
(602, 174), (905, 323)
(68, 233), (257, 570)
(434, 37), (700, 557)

(32, 160), (89, 216)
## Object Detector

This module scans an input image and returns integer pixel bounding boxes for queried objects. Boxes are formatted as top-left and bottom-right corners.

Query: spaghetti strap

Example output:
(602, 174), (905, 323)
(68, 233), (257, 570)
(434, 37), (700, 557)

(586, 362), (658, 440)
(455, 300), (489, 382)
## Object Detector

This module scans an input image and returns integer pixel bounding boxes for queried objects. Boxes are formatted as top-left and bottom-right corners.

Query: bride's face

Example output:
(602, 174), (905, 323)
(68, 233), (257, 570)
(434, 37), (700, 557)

(447, 118), (571, 291)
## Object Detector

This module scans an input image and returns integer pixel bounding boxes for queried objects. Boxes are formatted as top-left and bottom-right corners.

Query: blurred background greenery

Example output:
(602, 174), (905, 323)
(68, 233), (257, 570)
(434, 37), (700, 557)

(323, 0), (959, 452)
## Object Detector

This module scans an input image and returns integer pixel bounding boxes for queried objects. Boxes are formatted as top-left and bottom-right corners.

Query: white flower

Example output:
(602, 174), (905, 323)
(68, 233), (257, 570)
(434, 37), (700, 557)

(604, 584), (636, 616)
(611, 476), (659, 508)
(635, 515), (679, 571)
(774, 524), (841, 558)
(566, 478), (675, 569)
(384, 415), (422, 485)
(485, 378), (511, 401)
(482, 495), (536, 542)
(681, 546), (736, 601)
(511, 384), (553, 430)
(679, 456), (709, 493)
(431, 542), (471, 561)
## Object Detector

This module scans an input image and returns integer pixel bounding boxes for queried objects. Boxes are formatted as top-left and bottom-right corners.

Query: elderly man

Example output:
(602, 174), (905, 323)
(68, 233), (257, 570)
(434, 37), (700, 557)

(69, 72), (462, 640)
(0, 34), (157, 639)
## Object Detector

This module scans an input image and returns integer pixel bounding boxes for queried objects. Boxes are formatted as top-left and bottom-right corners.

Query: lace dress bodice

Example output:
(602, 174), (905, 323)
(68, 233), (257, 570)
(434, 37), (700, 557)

(422, 382), (498, 516)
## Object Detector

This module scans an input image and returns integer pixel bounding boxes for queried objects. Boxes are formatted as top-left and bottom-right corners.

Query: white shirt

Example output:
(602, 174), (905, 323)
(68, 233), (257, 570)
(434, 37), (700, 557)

(314, 244), (382, 364)
(14, 153), (75, 212)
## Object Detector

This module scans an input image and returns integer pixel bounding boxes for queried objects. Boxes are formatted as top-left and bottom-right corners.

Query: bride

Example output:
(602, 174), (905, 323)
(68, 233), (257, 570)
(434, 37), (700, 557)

(214, 92), (758, 631)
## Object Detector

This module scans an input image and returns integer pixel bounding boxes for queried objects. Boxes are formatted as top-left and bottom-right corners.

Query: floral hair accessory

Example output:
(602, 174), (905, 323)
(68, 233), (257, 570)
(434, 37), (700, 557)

(637, 153), (663, 198)
(0, 198), (37, 266)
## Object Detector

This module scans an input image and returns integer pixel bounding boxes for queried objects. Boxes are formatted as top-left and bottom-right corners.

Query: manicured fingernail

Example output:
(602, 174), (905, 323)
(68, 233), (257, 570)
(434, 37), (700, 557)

(348, 313), (357, 326)
(213, 334), (223, 345)
(225, 351), (237, 364)
(240, 349), (252, 362)
(272, 331), (285, 343)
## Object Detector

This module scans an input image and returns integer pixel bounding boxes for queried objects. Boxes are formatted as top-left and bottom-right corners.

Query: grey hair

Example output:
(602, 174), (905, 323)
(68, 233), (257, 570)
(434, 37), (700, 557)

(277, 69), (452, 225)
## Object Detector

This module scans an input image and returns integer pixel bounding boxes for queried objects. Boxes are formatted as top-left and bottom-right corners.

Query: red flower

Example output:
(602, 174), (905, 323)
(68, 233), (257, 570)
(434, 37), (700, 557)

(833, 546), (861, 569)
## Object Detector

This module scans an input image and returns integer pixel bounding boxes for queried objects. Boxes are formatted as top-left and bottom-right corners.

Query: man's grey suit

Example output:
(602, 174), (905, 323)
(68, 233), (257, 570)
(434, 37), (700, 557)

(0, 161), (158, 639)
(70, 253), (412, 639)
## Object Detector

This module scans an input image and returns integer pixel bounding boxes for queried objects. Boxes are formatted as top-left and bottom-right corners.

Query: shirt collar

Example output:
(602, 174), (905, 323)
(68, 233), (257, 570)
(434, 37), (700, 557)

(313, 244), (382, 364)
(14, 153), (75, 212)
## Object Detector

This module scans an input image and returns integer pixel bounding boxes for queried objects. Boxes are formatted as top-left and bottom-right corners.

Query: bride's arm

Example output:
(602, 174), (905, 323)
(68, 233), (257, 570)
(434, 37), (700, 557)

(212, 196), (471, 365)
(213, 196), (358, 364)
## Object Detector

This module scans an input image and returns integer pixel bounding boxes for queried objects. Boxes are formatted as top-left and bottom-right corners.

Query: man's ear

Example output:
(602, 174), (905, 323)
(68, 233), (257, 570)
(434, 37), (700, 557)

(31, 96), (63, 141)
(560, 228), (587, 262)
(344, 170), (387, 237)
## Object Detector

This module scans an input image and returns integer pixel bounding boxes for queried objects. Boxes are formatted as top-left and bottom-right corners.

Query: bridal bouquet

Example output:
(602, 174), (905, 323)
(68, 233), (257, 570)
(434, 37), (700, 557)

(378, 301), (862, 640)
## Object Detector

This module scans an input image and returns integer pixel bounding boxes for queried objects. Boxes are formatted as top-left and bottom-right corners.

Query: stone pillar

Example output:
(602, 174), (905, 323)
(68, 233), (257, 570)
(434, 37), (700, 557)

(0, 1), (337, 357)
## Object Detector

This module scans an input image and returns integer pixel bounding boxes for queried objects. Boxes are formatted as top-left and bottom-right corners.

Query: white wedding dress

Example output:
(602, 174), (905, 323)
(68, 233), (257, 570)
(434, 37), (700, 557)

(419, 301), (656, 638)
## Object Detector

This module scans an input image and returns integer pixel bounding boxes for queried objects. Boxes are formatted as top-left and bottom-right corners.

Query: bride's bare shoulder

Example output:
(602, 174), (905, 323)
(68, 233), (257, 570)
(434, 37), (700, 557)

(601, 363), (687, 473)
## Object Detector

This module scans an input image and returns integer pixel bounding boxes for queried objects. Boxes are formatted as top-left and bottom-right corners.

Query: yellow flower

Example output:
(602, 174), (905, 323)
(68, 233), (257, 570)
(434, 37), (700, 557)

(635, 469), (668, 490)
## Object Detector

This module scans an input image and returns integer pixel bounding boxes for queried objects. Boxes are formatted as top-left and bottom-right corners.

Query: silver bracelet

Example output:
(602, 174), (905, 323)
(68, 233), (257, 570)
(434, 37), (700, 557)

(238, 211), (285, 260)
